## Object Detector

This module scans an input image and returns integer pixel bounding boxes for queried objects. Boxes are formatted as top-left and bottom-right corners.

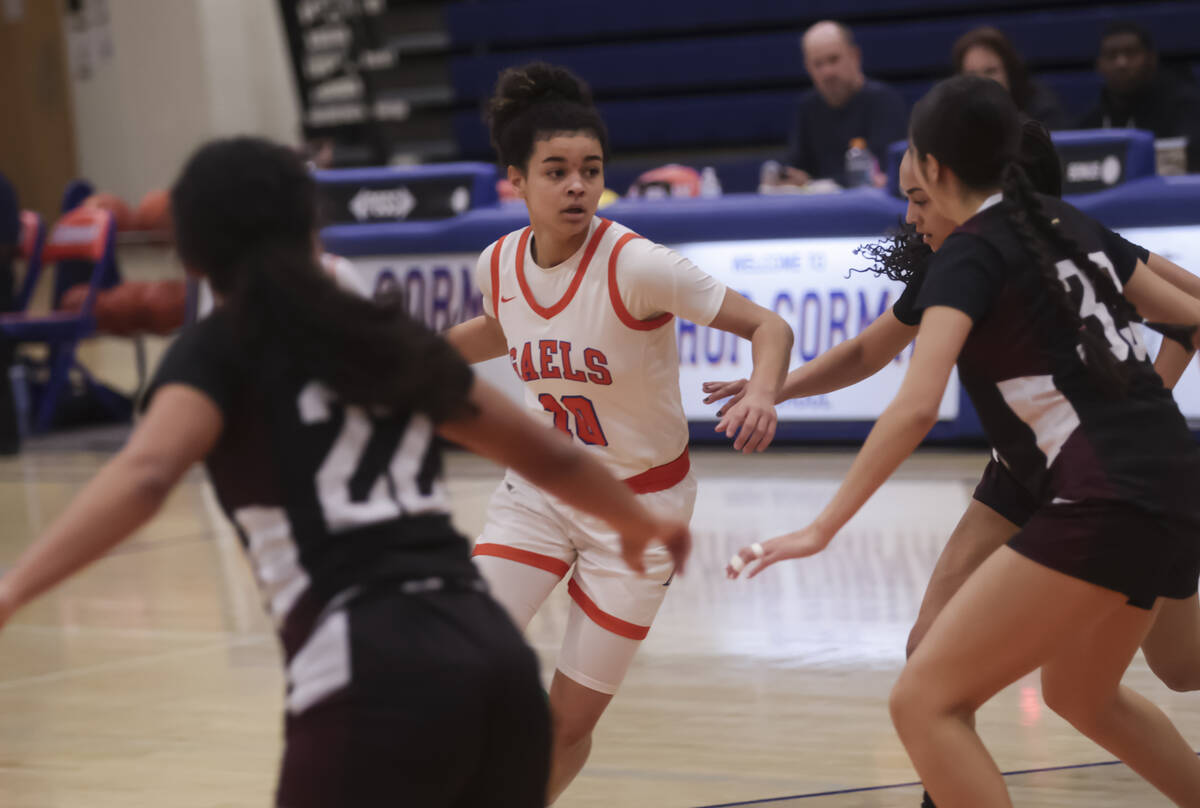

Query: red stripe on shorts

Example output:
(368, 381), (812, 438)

(567, 578), (650, 641)
(623, 448), (690, 494)
(472, 542), (570, 578)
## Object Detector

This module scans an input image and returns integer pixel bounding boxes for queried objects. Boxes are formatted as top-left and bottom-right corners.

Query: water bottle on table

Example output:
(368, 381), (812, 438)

(699, 166), (722, 198)
(844, 138), (875, 188)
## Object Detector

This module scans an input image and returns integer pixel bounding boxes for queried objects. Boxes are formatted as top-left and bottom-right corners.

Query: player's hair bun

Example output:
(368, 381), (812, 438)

(485, 62), (609, 168)
(488, 62), (594, 134)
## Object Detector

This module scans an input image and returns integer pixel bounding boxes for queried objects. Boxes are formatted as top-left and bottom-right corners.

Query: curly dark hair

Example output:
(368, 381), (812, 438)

(486, 62), (610, 169)
(852, 222), (931, 285)
(855, 117), (1061, 286)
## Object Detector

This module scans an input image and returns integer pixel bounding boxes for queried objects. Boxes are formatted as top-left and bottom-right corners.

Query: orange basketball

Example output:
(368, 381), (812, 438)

(142, 279), (186, 334)
(82, 192), (135, 231)
(94, 283), (146, 335)
(133, 189), (171, 233)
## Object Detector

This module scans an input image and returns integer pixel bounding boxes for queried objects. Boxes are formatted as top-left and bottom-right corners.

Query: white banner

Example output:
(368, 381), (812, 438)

(350, 252), (483, 332)
(670, 237), (959, 421)
(347, 237), (960, 423)
(346, 226), (1200, 424)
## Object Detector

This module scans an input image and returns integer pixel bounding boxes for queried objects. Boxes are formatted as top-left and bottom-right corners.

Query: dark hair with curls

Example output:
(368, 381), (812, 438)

(911, 75), (1154, 394)
(856, 118), (1063, 285)
(853, 224), (931, 285)
(486, 62), (610, 170)
(952, 27), (1036, 114)
(170, 137), (474, 419)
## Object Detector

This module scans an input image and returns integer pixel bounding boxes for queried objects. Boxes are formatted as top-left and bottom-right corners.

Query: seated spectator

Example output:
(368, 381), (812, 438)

(784, 20), (907, 187)
(952, 26), (1067, 130)
(1078, 21), (1200, 172)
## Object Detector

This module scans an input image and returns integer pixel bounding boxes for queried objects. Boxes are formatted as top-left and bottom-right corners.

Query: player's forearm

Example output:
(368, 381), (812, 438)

(0, 452), (173, 615)
(1155, 339), (1195, 390)
(443, 316), (508, 364)
(438, 380), (657, 537)
(780, 314), (915, 400)
(1146, 253), (1200, 302)
(519, 441), (658, 537)
(743, 315), (794, 399)
(812, 397), (938, 536)
(779, 338), (874, 400)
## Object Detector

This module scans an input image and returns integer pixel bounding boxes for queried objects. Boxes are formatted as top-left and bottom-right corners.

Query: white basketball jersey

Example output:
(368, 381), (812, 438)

(483, 217), (697, 482)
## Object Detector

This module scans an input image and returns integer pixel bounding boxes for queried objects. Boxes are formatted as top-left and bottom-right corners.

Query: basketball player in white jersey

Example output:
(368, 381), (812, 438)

(445, 62), (793, 802)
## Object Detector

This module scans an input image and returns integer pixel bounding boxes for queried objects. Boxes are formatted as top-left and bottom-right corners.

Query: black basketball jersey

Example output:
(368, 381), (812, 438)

(912, 194), (1200, 512)
(143, 308), (477, 656)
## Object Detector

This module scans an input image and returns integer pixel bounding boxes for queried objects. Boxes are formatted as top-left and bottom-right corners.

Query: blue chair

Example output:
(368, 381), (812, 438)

(56, 180), (122, 305)
(15, 210), (45, 312)
(0, 207), (127, 432)
(60, 179), (94, 213)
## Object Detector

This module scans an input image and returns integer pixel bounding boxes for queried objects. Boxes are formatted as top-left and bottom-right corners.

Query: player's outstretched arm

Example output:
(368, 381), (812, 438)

(703, 311), (917, 414)
(1145, 252), (1200, 303)
(706, 290), (793, 453)
(438, 378), (690, 574)
(1155, 339), (1195, 390)
(726, 306), (968, 579)
(1125, 261), (1200, 343)
(1138, 253), (1199, 388)
(0, 386), (221, 626)
(443, 315), (509, 364)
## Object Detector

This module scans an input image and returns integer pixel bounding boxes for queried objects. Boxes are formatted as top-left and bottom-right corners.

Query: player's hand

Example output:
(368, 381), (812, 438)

(725, 523), (834, 579)
(620, 518), (691, 577)
(701, 378), (748, 416)
(0, 583), (17, 631)
(715, 387), (777, 453)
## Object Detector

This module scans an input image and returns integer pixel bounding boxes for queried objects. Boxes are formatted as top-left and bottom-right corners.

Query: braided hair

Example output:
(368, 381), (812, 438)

(855, 118), (1059, 285)
(998, 162), (1140, 392)
(910, 75), (1152, 394)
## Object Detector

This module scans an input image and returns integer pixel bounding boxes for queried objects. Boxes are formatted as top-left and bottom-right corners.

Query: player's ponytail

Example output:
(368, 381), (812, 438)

(910, 76), (1186, 395)
(856, 119), (1060, 285)
(486, 62), (609, 169)
(999, 162), (1134, 394)
(170, 137), (474, 420)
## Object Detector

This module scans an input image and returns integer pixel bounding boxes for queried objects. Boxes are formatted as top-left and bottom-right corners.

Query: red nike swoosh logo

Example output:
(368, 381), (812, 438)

(501, 295), (516, 302)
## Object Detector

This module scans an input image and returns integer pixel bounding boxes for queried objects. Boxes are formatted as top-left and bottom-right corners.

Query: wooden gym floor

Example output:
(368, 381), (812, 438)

(0, 436), (1195, 807)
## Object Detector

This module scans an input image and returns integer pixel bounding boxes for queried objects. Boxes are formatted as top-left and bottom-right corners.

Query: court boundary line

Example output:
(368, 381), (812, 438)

(0, 636), (266, 692)
(692, 758), (1164, 807)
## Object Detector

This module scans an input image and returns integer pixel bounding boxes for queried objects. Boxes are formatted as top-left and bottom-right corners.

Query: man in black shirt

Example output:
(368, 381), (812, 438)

(784, 21), (908, 187)
(1077, 21), (1200, 172)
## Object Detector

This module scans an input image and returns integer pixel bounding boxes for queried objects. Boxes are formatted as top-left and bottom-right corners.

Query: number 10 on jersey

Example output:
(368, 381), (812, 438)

(539, 394), (609, 446)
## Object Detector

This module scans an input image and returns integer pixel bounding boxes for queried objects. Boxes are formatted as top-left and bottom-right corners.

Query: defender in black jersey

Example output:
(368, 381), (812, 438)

(0, 138), (689, 808)
(729, 77), (1200, 806)
(712, 119), (1200, 679)
(714, 118), (1200, 808)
